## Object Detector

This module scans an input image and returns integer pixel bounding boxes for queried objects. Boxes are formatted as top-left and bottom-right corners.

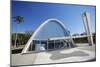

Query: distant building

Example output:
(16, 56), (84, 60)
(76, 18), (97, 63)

(80, 32), (87, 35)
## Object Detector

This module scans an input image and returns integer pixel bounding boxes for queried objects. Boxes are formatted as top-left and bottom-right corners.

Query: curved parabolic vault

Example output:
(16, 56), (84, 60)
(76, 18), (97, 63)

(22, 18), (72, 53)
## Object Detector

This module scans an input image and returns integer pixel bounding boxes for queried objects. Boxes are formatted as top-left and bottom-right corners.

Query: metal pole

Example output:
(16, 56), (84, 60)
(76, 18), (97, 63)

(54, 40), (55, 49)
(47, 40), (48, 51)
(14, 24), (18, 48)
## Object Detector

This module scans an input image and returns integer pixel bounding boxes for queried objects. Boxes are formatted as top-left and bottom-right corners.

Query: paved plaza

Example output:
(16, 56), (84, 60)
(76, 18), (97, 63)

(11, 43), (96, 66)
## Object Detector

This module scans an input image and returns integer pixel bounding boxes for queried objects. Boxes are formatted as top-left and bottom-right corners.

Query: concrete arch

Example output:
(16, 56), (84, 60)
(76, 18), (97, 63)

(22, 18), (70, 53)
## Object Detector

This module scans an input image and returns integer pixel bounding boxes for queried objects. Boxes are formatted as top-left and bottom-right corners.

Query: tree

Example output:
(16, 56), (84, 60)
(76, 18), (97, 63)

(13, 16), (24, 48)
(25, 30), (34, 36)
(72, 33), (80, 36)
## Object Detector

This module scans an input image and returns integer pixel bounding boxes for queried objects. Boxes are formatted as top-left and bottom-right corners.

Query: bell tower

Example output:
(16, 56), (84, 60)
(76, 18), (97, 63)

(82, 12), (94, 46)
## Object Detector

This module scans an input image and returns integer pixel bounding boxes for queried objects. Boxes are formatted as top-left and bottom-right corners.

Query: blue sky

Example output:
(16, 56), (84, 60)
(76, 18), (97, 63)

(11, 1), (96, 35)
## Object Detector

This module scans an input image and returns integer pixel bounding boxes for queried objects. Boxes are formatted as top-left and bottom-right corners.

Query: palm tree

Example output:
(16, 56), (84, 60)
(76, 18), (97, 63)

(13, 16), (24, 48)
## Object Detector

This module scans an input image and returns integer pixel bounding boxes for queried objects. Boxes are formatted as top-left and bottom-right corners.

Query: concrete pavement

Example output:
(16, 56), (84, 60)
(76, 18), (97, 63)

(11, 44), (95, 66)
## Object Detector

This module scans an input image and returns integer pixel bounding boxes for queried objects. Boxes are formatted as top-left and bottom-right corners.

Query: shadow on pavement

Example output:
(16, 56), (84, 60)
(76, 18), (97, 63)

(47, 50), (89, 60)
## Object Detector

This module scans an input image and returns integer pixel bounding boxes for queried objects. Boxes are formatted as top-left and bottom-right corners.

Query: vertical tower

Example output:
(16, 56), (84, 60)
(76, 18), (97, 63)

(82, 12), (94, 46)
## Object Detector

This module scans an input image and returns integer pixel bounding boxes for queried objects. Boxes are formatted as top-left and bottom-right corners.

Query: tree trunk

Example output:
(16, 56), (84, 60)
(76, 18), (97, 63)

(14, 24), (18, 48)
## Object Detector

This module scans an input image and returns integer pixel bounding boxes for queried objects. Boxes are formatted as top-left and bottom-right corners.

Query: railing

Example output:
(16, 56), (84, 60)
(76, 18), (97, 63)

(49, 35), (92, 40)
